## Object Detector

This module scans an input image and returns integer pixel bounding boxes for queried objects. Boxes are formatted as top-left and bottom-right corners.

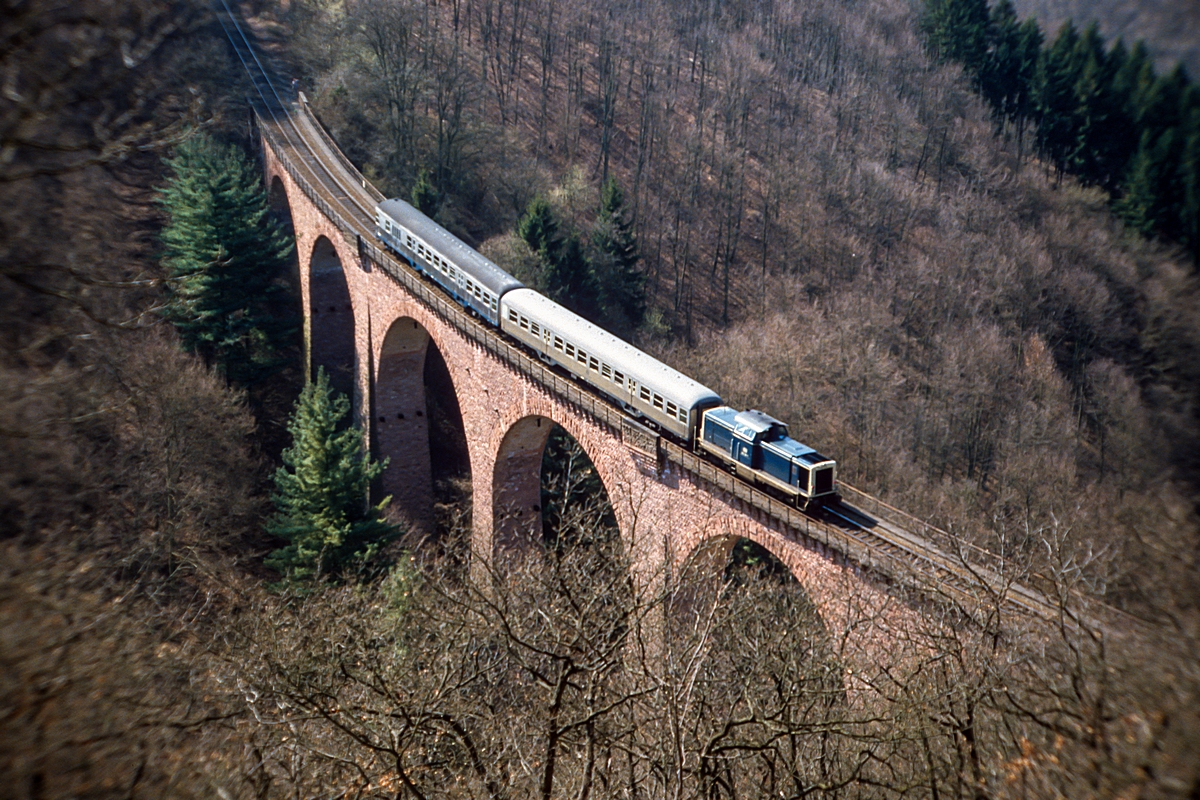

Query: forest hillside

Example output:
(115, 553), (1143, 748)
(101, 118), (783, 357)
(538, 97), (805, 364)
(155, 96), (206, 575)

(1, 0), (1199, 796)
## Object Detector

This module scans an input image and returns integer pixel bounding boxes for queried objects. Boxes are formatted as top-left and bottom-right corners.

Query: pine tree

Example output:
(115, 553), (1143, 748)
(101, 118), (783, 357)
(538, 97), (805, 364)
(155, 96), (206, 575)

(411, 169), (440, 217)
(981, 0), (1022, 123)
(591, 177), (646, 337)
(1034, 21), (1085, 179)
(1117, 127), (1183, 238)
(266, 368), (398, 585)
(159, 133), (296, 385)
(518, 196), (602, 321)
(1181, 96), (1200, 262)
(1070, 24), (1128, 190)
(923, 0), (992, 86)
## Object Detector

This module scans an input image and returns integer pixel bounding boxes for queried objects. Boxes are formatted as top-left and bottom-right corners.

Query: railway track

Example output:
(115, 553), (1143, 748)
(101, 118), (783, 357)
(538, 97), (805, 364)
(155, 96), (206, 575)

(212, 0), (1119, 630)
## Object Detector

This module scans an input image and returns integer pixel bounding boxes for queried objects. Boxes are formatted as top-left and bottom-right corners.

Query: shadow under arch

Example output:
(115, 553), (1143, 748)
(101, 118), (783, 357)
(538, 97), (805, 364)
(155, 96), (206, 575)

(670, 535), (839, 685)
(491, 416), (618, 559)
(268, 176), (301, 301)
(374, 316), (471, 540)
(309, 235), (356, 401)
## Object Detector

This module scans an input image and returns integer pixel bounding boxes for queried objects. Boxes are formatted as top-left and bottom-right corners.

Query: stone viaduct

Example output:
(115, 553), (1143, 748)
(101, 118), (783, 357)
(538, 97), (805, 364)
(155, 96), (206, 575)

(258, 112), (942, 671)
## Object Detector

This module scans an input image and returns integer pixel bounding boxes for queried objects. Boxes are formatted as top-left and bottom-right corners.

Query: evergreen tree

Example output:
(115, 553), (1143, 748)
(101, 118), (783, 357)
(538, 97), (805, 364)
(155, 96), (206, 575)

(159, 133), (296, 385)
(546, 233), (602, 321)
(1070, 24), (1129, 190)
(266, 368), (398, 585)
(517, 196), (561, 265)
(1034, 22), (1085, 178)
(981, 0), (1023, 123)
(1181, 96), (1200, 262)
(411, 169), (440, 217)
(923, 0), (992, 86)
(518, 196), (602, 321)
(1010, 17), (1045, 153)
(1117, 127), (1184, 238)
(591, 177), (646, 337)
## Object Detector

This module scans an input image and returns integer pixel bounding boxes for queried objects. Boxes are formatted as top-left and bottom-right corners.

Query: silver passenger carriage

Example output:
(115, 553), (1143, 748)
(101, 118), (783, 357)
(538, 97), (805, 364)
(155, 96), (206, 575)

(375, 198), (522, 326)
(500, 289), (721, 441)
(699, 407), (837, 506)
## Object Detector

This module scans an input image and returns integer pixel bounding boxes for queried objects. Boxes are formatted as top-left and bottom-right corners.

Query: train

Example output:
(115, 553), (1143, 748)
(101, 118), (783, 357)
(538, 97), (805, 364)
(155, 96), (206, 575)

(374, 197), (838, 508)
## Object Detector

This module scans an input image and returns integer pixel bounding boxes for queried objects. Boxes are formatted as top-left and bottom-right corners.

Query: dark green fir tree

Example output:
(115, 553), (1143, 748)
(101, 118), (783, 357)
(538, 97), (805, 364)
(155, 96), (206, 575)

(411, 169), (440, 217)
(1035, 21), (1085, 179)
(591, 177), (646, 337)
(923, 0), (992, 85)
(266, 368), (398, 585)
(159, 132), (296, 385)
(518, 196), (602, 321)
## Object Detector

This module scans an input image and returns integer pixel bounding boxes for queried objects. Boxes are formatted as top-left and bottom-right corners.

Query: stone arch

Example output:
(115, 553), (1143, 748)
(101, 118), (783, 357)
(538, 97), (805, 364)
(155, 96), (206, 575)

(672, 531), (829, 639)
(309, 235), (356, 401)
(491, 415), (619, 557)
(373, 316), (472, 536)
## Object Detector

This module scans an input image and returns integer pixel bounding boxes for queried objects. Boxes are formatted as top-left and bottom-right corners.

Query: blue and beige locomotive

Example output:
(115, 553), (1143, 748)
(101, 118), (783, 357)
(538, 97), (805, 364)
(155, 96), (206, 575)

(698, 408), (837, 508)
(373, 197), (838, 509)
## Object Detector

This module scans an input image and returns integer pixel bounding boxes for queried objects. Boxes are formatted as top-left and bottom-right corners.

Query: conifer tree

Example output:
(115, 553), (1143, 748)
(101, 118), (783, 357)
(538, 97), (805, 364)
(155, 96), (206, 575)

(1034, 22), (1085, 178)
(266, 368), (397, 585)
(923, 0), (992, 85)
(411, 169), (440, 217)
(981, 0), (1022, 123)
(159, 133), (296, 385)
(591, 177), (646, 337)
(518, 196), (602, 322)
(1070, 24), (1129, 190)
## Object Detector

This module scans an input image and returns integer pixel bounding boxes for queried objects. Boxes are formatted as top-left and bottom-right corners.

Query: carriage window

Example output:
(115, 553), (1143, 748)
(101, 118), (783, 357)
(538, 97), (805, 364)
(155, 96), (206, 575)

(519, 315), (530, 330)
(530, 322), (539, 335)
(666, 401), (678, 416)
(589, 356), (599, 370)
(554, 336), (564, 351)
(509, 309), (519, 323)
(613, 371), (624, 385)
(601, 364), (612, 379)
(653, 394), (665, 410)
(577, 349), (587, 364)
(639, 386), (651, 402)
(565, 343), (575, 357)
(678, 407), (689, 422)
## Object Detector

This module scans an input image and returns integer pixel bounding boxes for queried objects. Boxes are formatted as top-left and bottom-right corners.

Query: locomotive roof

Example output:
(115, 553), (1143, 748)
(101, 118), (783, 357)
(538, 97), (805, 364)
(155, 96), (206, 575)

(733, 409), (789, 439)
(377, 198), (523, 296)
(502, 288), (721, 411)
(707, 407), (834, 466)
